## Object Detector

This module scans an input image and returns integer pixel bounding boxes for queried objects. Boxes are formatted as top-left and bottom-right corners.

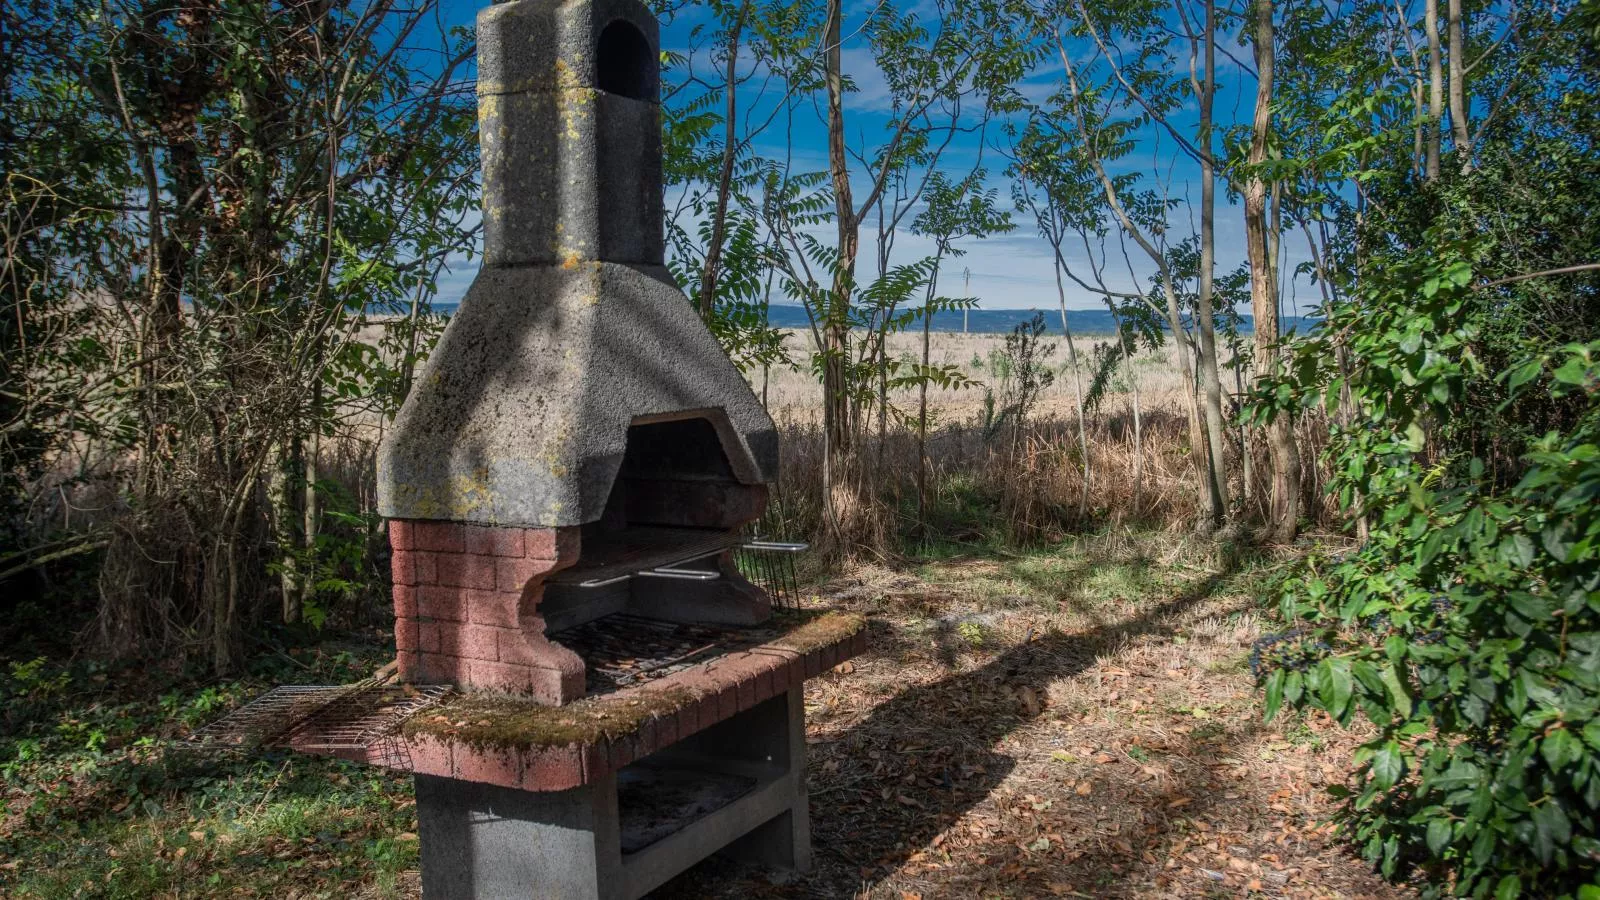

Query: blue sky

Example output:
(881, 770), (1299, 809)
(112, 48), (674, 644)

(434, 0), (1320, 317)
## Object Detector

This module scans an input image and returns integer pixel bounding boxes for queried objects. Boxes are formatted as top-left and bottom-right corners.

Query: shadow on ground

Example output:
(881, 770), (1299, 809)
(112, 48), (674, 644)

(653, 568), (1235, 898)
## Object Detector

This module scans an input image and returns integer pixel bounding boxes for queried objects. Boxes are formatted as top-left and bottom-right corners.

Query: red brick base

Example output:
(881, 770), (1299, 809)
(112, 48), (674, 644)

(389, 519), (585, 704)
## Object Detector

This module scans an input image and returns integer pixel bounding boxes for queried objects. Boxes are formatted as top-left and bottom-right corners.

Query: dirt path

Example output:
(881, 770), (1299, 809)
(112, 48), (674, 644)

(658, 532), (1413, 899)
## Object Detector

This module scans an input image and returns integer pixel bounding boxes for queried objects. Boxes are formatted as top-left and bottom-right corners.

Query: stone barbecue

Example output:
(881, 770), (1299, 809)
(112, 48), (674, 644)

(190, 0), (868, 897)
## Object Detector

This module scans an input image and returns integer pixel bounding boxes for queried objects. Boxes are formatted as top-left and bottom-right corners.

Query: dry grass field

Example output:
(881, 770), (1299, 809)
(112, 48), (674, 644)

(753, 331), (1200, 424)
(744, 329), (1304, 545)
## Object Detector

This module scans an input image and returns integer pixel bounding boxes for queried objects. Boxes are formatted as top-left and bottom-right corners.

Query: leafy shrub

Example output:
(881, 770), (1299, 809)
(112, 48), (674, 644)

(980, 312), (1056, 442)
(1248, 239), (1600, 898)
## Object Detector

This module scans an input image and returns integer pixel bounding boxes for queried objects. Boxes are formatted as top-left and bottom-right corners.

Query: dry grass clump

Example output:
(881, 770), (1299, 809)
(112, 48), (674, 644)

(760, 330), (1339, 556)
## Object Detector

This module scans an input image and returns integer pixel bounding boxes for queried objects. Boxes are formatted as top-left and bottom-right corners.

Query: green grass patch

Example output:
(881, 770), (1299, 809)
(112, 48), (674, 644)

(0, 631), (416, 898)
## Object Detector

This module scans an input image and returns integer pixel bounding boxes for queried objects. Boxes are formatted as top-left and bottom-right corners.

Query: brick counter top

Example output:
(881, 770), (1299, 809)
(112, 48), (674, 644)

(299, 610), (866, 792)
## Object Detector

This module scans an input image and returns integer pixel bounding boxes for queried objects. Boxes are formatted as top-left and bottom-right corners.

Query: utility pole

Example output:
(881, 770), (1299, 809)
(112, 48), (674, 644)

(963, 267), (971, 333)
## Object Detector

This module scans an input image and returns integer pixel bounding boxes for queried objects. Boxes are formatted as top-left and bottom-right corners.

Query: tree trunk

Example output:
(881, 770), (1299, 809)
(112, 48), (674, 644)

(821, 0), (859, 544)
(1194, 0), (1230, 527)
(1246, 0), (1301, 543)
(1412, 79), (1425, 177)
(300, 389), (319, 620)
(271, 437), (304, 624)
(1048, 243), (1091, 519)
(1058, 47), (1222, 529)
(696, 0), (750, 321)
(824, 0), (853, 464)
(917, 259), (940, 536)
(1446, 0), (1470, 166)
(1424, 0), (1443, 181)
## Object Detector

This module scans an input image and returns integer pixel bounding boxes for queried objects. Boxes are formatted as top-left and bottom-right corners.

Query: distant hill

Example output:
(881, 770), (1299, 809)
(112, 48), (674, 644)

(428, 300), (1317, 336)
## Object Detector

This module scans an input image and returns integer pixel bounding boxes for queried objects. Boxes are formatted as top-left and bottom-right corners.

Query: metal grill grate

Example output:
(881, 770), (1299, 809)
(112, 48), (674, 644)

(181, 679), (451, 764)
(734, 540), (806, 610)
(553, 614), (739, 692)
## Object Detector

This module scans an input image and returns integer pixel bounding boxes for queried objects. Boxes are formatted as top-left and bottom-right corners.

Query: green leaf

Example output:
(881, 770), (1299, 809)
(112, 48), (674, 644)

(1541, 523), (1574, 563)
(1532, 801), (1571, 863)
(1554, 356), (1591, 386)
(1264, 669), (1285, 722)
(1328, 660), (1354, 720)
(1504, 533), (1536, 569)
(1404, 422), (1427, 452)
(1509, 592), (1553, 622)
(1371, 741), (1404, 789)
(1380, 665), (1413, 718)
(1495, 875), (1522, 900)
(1542, 727), (1580, 769)
(1352, 659), (1384, 696)
(1583, 719), (1600, 752)
(1506, 357), (1544, 392)
(1425, 818), (1453, 856)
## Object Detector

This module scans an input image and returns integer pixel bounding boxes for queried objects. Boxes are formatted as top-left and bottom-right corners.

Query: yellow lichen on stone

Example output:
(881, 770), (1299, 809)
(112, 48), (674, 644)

(442, 467), (496, 518)
(554, 59), (581, 92)
(555, 81), (594, 143)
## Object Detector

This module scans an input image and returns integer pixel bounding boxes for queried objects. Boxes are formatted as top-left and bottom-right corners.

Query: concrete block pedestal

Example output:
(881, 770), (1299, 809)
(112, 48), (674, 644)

(415, 688), (811, 899)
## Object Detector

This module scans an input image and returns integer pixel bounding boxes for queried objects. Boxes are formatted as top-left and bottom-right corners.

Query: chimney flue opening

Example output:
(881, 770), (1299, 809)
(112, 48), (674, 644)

(597, 20), (655, 101)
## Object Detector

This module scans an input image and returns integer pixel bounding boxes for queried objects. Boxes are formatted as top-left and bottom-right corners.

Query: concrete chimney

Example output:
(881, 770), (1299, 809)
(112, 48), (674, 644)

(374, 0), (778, 701)
(376, 0), (778, 530)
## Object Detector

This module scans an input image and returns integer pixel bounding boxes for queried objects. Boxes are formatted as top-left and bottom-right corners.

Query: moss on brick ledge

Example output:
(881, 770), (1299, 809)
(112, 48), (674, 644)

(766, 609), (866, 655)
(400, 610), (865, 752)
